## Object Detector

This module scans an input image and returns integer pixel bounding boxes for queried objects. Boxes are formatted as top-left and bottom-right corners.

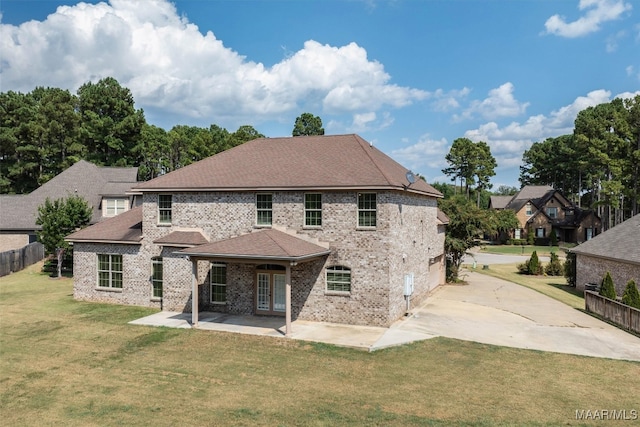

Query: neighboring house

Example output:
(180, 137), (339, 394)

(67, 134), (446, 331)
(489, 185), (600, 244)
(0, 160), (139, 252)
(571, 214), (640, 295)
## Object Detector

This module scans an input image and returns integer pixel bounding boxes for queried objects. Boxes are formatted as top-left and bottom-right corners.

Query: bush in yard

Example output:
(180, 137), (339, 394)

(621, 280), (640, 309)
(599, 272), (617, 300)
(550, 230), (558, 246)
(564, 252), (576, 287)
(545, 252), (563, 276)
(518, 250), (543, 275)
(527, 231), (535, 245)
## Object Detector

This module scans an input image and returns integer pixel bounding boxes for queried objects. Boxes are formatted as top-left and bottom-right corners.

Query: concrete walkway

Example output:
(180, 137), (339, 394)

(130, 272), (640, 361)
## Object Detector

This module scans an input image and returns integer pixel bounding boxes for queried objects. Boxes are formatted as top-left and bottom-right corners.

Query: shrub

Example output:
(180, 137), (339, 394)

(599, 272), (617, 300)
(545, 252), (563, 276)
(550, 230), (558, 246)
(527, 231), (535, 245)
(564, 252), (576, 287)
(519, 251), (543, 275)
(621, 280), (640, 309)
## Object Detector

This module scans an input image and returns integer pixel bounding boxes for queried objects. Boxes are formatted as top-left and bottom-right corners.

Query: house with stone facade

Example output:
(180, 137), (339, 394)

(0, 160), (138, 252)
(489, 185), (600, 244)
(67, 134), (446, 333)
(571, 214), (640, 296)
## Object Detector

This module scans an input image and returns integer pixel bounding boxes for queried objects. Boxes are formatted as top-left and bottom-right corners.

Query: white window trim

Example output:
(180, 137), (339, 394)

(151, 257), (163, 300)
(304, 193), (322, 228)
(210, 263), (227, 305)
(255, 193), (273, 227)
(158, 194), (172, 225)
(103, 197), (128, 217)
(357, 192), (377, 229)
(325, 265), (352, 294)
(97, 253), (123, 290)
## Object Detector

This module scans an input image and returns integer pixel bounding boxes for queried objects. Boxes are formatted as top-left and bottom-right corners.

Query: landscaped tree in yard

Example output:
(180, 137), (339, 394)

(36, 195), (92, 278)
(439, 195), (494, 282)
(545, 251), (563, 276)
(292, 113), (324, 136)
(599, 271), (617, 300)
(518, 250), (543, 275)
(621, 280), (640, 309)
(564, 252), (576, 287)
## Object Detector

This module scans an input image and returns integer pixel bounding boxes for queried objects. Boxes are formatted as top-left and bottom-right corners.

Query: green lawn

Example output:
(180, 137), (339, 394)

(479, 245), (568, 257)
(1, 263), (639, 426)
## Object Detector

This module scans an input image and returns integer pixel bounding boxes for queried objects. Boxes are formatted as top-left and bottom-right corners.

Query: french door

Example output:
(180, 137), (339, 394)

(256, 271), (286, 315)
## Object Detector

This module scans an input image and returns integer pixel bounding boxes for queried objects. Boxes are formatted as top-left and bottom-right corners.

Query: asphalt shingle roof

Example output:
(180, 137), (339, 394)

(66, 206), (143, 244)
(154, 231), (209, 247)
(571, 214), (640, 265)
(1, 160), (138, 231)
(132, 134), (442, 198)
(178, 229), (331, 262)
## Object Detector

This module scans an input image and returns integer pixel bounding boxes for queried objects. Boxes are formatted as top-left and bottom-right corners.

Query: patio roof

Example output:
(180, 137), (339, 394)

(177, 228), (331, 263)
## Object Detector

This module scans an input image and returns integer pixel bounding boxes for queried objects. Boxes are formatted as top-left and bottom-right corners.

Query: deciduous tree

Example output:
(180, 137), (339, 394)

(292, 113), (324, 136)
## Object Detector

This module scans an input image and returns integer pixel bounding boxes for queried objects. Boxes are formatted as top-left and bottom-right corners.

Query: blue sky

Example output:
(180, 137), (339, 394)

(1, 0), (639, 188)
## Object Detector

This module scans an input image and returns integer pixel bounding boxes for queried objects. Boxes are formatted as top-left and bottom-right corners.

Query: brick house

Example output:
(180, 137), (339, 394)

(67, 134), (446, 332)
(571, 214), (640, 295)
(0, 160), (138, 252)
(489, 185), (601, 244)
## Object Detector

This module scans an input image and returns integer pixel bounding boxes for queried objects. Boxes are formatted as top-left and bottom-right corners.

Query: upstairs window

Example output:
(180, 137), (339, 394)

(358, 193), (377, 227)
(326, 266), (351, 293)
(256, 194), (273, 226)
(104, 198), (128, 217)
(547, 207), (558, 219)
(525, 203), (532, 216)
(98, 254), (123, 289)
(210, 263), (227, 304)
(158, 195), (172, 224)
(304, 193), (322, 227)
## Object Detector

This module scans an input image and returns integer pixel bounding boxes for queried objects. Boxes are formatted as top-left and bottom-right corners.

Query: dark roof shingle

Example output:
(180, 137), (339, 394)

(571, 214), (640, 265)
(132, 134), (442, 198)
(66, 206), (143, 244)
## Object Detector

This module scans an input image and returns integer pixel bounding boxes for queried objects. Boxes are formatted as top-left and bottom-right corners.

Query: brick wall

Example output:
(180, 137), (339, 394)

(576, 254), (640, 297)
(74, 190), (443, 327)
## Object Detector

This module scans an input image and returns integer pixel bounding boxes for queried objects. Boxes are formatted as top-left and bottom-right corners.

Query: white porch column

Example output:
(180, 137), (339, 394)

(191, 257), (199, 327)
(285, 264), (292, 336)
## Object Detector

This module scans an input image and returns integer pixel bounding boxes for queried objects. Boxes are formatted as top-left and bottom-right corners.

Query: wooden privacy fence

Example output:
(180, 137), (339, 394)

(585, 290), (640, 335)
(0, 242), (45, 277)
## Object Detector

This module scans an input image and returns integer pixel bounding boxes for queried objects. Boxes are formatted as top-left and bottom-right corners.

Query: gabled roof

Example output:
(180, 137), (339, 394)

(132, 134), (442, 198)
(178, 229), (332, 263)
(66, 206), (143, 244)
(571, 214), (640, 265)
(436, 209), (450, 225)
(489, 195), (512, 209)
(1, 160), (138, 231)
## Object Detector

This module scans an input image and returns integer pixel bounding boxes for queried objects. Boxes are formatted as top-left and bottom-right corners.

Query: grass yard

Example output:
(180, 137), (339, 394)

(464, 263), (584, 309)
(479, 245), (567, 257)
(1, 263), (639, 426)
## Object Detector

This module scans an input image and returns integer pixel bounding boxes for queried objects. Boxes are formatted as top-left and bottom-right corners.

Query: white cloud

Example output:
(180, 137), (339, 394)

(390, 135), (450, 174)
(0, 0), (427, 128)
(461, 89), (630, 173)
(430, 87), (471, 112)
(456, 82), (529, 121)
(544, 0), (632, 38)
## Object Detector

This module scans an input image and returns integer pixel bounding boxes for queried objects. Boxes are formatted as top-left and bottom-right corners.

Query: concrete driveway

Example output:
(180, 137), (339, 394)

(132, 269), (640, 361)
(379, 271), (640, 361)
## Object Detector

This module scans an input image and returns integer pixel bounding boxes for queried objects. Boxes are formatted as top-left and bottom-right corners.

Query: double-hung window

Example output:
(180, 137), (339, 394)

(525, 203), (532, 216)
(151, 258), (163, 298)
(326, 266), (351, 293)
(256, 194), (272, 226)
(104, 198), (128, 217)
(536, 228), (545, 238)
(158, 195), (172, 224)
(547, 207), (557, 219)
(358, 193), (376, 227)
(304, 193), (322, 227)
(210, 263), (227, 304)
(98, 254), (123, 289)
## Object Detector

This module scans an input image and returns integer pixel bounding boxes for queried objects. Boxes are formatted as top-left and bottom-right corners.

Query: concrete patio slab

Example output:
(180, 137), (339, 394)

(130, 271), (640, 361)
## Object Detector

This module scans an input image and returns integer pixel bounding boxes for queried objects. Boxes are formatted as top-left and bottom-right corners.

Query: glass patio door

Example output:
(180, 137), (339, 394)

(256, 270), (286, 315)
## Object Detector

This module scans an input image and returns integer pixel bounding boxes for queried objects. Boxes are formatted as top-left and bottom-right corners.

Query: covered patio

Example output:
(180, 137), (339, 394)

(177, 228), (332, 336)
